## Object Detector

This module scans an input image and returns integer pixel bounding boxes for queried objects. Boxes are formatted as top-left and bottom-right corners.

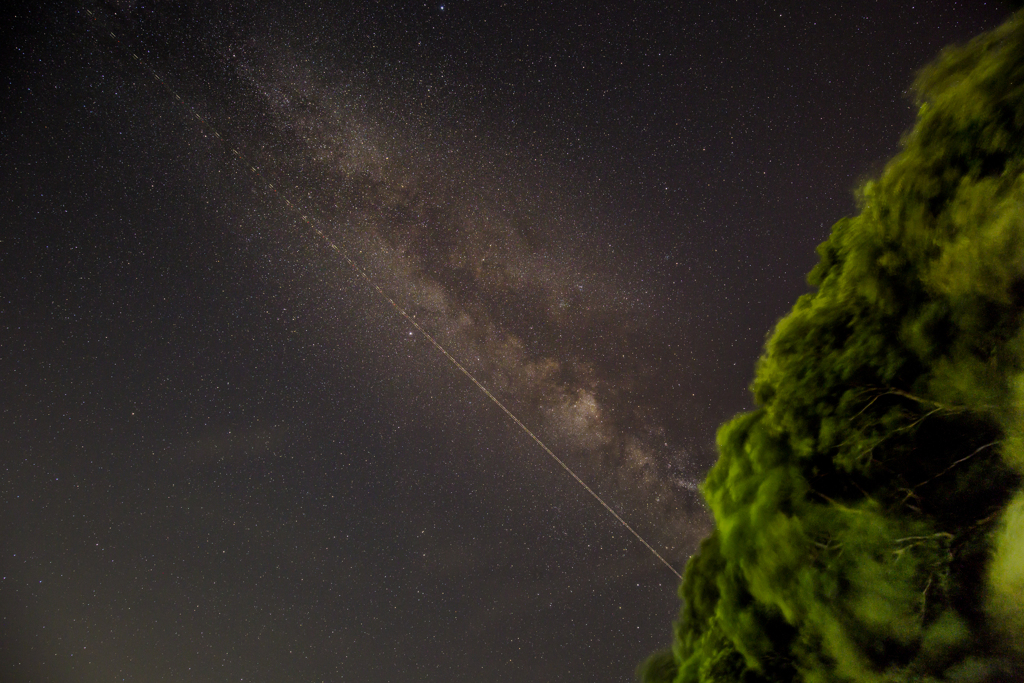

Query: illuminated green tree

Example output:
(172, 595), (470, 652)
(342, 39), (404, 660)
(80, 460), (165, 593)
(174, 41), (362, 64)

(644, 11), (1024, 682)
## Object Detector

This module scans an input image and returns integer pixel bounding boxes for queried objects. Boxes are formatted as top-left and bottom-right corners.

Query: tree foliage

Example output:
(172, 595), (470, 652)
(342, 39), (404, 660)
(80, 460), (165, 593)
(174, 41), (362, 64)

(644, 11), (1024, 682)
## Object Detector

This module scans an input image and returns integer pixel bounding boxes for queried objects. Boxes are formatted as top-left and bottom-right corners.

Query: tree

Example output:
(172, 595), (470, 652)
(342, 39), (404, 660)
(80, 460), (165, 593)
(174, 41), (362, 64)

(645, 11), (1024, 682)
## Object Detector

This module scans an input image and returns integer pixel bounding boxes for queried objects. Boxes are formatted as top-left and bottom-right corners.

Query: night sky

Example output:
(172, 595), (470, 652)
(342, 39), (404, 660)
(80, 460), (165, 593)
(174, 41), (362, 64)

(0, 2), (1012, 681)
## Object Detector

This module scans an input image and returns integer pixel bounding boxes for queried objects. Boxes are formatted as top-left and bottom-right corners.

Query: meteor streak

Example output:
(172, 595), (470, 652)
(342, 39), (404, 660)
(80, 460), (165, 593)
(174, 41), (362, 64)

(81, 4), (683, 581)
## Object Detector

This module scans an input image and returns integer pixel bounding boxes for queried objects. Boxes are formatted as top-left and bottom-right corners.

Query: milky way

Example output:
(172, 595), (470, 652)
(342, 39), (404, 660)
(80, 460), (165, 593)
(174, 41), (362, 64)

(2, 2), (1011, 681)
(126, 18), (719, 561)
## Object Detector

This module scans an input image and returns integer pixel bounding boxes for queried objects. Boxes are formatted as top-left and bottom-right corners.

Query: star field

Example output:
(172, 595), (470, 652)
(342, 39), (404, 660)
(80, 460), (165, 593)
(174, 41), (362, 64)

(0, 2), (1011, 681)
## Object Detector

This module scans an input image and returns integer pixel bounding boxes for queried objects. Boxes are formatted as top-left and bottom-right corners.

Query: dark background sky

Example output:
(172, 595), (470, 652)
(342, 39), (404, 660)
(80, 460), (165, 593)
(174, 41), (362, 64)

(0, 1), (1012, 681)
